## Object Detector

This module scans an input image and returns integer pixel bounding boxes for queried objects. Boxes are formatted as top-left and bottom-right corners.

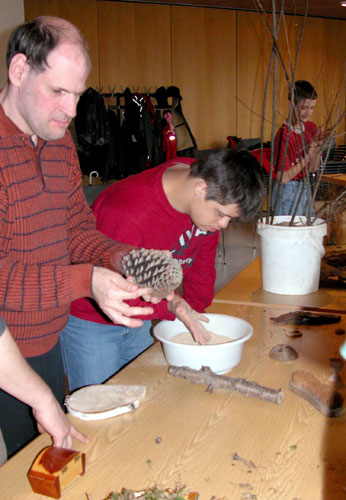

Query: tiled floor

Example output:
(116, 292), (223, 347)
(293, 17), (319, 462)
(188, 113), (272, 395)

(214, 219), (261, 293)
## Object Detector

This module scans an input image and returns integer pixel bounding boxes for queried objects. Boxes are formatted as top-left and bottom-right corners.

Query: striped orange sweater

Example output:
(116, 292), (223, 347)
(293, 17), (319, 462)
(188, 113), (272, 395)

(0, 106), (132, 357)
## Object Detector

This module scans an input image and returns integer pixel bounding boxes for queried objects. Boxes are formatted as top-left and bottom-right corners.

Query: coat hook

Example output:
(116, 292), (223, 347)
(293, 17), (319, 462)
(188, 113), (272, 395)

(89, 171), (99, 186)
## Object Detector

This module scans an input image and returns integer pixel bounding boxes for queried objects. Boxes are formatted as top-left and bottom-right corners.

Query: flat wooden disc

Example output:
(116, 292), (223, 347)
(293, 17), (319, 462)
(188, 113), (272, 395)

(65, 384), (146, 421)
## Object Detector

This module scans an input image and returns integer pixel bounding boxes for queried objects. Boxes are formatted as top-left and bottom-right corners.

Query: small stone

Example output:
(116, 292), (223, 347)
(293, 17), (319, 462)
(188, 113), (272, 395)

(269, 344), (299, 362)
(155, 436), (162, 444)
(286, 329), (302, 338)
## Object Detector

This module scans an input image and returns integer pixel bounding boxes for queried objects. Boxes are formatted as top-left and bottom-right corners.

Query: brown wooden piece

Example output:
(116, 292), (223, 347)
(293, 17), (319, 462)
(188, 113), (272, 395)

(27, 446), (85, 498)
(270, 311), (341, 325)
(290, 370), (345, 417)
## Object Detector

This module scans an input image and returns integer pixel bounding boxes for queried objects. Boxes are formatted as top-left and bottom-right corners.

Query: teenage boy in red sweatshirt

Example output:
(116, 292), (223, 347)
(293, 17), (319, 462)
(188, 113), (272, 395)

(62, 148), (266, 391)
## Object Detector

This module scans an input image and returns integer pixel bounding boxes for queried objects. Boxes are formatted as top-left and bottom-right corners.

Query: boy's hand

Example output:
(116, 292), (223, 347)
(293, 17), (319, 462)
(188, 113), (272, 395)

(313, 127), (329, 145)
(167, 295), (210, 344)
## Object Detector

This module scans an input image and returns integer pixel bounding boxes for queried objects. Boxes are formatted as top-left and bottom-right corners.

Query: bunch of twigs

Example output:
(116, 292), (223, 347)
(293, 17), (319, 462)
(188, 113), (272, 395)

(254, 0), (346, 226)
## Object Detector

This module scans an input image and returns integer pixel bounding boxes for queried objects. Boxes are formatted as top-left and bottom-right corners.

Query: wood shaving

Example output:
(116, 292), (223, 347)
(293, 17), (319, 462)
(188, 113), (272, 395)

(232, 452), (257, 470)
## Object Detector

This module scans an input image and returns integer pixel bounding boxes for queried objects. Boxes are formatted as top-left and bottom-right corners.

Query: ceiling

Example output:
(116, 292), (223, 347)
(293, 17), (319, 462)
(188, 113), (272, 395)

(115, 0), (346, 20)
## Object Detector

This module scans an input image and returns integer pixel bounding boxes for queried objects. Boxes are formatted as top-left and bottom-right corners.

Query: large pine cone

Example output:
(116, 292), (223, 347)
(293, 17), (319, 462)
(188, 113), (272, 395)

(121, 248), (183, 298)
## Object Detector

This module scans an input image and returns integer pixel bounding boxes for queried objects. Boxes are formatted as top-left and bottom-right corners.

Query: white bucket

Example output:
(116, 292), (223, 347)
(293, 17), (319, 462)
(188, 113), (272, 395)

(257, 216), (327, 295)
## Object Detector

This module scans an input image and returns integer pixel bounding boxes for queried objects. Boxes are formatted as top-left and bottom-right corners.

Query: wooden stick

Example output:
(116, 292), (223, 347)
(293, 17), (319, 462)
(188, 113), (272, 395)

(168, 365), (284, 405)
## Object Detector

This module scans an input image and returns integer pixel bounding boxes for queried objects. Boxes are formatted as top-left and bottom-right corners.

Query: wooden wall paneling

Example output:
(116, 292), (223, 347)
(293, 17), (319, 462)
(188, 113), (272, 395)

(98, 1), (171, 92)
(236, 11), (296, 142)
(237, 11), (272, 141)
(23, 1), (346, 149)
(295, 17), (346, 145)
(24, 0), (99, 88)
(171, 6), (236, 150)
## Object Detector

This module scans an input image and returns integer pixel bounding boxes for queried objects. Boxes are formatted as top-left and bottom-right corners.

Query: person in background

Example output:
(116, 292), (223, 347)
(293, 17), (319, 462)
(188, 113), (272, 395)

(0, 16), (172, 458)
(273, 80), (326, 216)
(0, 318), (88, 465)
(61, 148), (266, 392)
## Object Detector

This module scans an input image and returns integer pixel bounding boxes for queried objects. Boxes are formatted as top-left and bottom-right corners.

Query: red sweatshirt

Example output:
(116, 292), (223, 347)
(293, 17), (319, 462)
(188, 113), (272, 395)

(0, 106), (132, 357)
(274, 121), (317, 181)
(71, 159), (219, 324)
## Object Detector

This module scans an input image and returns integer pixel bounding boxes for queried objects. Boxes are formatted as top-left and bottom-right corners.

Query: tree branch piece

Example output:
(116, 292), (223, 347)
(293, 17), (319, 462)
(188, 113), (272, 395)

(168, 365), (283, 404)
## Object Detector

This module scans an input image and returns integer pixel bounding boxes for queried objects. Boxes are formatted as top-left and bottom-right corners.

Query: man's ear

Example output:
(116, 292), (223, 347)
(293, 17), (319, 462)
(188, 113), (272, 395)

(8, 53), (29, 87)
(193, 180), (208, 198)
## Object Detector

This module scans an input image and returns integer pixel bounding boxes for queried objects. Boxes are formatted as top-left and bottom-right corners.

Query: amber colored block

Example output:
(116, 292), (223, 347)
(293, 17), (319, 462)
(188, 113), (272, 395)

(27, 446), (86, 498)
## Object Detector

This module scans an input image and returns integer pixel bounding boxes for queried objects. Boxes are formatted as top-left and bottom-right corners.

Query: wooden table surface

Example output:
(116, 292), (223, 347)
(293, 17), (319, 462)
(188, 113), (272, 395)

(321, 173), (346, 187)
(214, 256), (346, 313)
(1, 301), (346, 500)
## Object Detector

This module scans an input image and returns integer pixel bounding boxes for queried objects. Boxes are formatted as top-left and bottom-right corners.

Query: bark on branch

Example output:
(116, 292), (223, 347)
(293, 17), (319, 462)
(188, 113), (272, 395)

(168, 365), (284, 404)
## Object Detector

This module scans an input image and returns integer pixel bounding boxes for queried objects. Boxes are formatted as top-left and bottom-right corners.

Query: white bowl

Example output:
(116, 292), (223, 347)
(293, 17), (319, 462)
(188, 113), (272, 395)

(153, 313), (253, 374)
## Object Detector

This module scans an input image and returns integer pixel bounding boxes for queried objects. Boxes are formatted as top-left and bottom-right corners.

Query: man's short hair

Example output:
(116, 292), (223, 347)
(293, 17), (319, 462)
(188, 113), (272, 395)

(289, 80), (318, 104)
(189, 148), (266, 221)
(6, 16), (90, 72)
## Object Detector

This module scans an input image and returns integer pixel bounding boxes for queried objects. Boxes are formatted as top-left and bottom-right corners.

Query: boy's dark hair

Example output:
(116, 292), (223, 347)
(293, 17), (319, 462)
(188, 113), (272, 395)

(189, 148), (266, 221)
(289, 80), (318, 104)
(6, 16), (90, 72)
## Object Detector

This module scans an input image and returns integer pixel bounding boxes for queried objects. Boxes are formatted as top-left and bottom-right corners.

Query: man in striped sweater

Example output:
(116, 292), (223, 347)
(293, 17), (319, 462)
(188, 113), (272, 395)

(0, 16), (167, 457)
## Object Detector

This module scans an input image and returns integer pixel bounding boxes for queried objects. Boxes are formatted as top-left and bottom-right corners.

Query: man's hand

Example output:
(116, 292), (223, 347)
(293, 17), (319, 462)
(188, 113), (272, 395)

(126, 274), (175, 304)
(167, 295), (210, 344)
(0, 324), (89, 450)
(33, 397), (88, 449)
(123, 249), (178, 304)
(92, 267), (155, 327)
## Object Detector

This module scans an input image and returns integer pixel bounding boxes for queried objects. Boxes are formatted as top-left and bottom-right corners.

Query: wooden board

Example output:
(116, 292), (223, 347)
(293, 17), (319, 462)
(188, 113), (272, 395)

(1, 302), (345, 499)
(171, 6), (237, 150)
(98, 1), (171, 90)
(321, 174), (346, 187)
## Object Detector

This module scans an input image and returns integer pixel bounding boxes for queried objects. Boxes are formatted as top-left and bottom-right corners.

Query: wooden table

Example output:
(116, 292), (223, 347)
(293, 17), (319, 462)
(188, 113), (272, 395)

(214, 256), (346, 313)
(1, 301), (345, 500)
(321, 173), (346, 188)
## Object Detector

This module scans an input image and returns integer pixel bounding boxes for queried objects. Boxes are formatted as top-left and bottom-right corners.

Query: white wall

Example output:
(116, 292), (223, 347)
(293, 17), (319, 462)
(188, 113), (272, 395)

(0, 0), (24, 86)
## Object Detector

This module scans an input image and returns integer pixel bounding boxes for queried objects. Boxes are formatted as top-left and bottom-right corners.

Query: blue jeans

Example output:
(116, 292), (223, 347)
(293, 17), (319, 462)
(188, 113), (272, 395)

(60, 315), (153, 392)
(0, 340), (66, 457)
(272, 181), (315, 217)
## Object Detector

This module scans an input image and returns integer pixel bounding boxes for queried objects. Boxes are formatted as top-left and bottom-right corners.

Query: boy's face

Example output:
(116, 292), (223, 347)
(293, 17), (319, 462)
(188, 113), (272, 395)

(190, 197), (241, 233)
(294, 98), (317, 123)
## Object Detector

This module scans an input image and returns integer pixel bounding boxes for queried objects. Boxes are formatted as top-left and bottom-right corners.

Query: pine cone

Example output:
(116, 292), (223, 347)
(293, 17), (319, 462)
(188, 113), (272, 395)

(121, 249), (183, 298)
